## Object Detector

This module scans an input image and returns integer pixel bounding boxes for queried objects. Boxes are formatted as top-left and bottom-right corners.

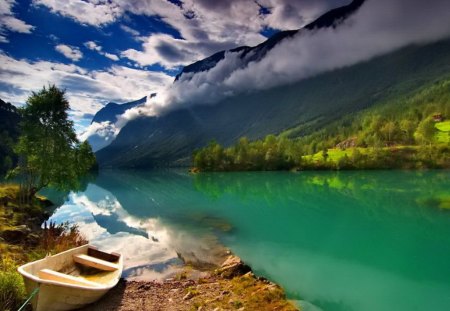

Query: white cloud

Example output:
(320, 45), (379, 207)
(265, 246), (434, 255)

(33, 0), (122, 26)
(0, 0), (35, 42)
(0, 53), (173, 135)
(2, 15), (34, 33)
(33, 0), (338, 69)
(115, 0), (450, 125)
(84, 41), (120, 61)
(84, 40), (102, 51)
(120, 24), (140, 37)
(78, 121), (119, 144)
(121, 33), (200, 69)
(104, 52), (120, 61)
(258, 0), (347, 30)
(55, 44), (83, 61)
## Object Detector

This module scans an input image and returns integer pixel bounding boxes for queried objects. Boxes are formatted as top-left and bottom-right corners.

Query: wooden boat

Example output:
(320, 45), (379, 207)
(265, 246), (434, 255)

(18, 244), (123, 311)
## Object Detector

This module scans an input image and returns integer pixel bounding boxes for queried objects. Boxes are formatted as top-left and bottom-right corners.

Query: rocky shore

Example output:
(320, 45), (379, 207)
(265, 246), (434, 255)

(81, 255), (298, 311)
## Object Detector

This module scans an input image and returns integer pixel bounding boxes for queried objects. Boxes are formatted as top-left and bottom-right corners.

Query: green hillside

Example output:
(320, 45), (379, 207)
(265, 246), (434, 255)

(193, 78), (450, 171)
(98, 39), (450, 168)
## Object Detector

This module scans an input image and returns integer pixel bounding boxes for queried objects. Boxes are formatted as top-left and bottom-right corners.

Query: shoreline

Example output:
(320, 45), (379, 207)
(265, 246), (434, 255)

(0, 184), (298, 311)
(80, 254), (299, 311)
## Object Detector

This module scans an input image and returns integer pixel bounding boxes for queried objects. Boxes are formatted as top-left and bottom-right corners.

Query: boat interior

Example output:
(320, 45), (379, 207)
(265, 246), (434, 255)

(20, 245), (122, 288)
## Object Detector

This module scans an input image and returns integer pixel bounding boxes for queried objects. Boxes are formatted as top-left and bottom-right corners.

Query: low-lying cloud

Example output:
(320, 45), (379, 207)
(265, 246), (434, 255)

(135, 0), (450, 115)
(84, 0), (450, 145)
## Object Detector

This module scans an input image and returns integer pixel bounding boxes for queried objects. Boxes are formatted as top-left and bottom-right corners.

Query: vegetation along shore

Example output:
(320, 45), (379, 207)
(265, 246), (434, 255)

(193, 79), (450, 172)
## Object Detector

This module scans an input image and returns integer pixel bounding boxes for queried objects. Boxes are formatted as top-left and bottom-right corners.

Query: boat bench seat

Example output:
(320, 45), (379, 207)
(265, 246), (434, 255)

(73, 254), (119, 271)
(38, 269), (102, 288)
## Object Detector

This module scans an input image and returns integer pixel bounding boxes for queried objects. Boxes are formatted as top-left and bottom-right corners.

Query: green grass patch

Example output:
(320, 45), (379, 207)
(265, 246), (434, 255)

(435, 121), (450, 132)
(305, 148), (370, 163)
(435, 121), (450, 143)
(0, 257), (26, 311)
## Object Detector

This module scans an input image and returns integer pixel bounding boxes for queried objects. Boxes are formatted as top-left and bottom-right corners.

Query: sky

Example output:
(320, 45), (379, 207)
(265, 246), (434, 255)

(2, 0), (450, 142)
(0, 0), (347, 135)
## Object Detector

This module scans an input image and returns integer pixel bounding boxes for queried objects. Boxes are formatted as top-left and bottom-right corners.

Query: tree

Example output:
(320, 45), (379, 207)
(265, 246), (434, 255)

(12, 85), (96, 196)
(414, 117), (435, 145)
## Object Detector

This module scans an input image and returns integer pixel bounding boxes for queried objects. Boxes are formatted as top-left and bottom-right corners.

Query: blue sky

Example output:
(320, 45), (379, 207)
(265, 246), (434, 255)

(0, 0), (347, 135)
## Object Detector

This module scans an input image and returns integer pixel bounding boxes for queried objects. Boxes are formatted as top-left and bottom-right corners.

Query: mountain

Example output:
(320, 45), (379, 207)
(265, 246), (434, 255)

(95, 0), (450, 168)
(87, 96), (146, 152)
(175, 0), (365, 81)
(0, 99), (21, 174)
(91, 96), (147, 124)
(97, 38), (450, 169)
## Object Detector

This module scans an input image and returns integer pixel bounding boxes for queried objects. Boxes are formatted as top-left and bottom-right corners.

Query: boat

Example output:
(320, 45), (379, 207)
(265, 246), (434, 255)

(18, 244), (123, 311)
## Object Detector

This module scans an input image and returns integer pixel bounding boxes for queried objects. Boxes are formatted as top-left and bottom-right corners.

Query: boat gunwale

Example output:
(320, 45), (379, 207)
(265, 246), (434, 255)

(18, 244), (123, 291)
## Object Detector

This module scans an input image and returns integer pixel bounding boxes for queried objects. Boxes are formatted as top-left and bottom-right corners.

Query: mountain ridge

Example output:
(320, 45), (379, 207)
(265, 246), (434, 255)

(91, 96), (147, 124)
(96, 38), (450, 168)
(175, 0), (365, 81)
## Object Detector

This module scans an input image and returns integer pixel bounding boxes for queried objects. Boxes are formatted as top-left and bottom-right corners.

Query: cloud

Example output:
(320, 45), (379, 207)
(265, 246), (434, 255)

(0, 0), (35, 42)
(84, 41), (120, 61)
(0, 53), (173, 135)
(121, 33), (201, 69)
(55, 44), (83, 61)
(104, 52), (120, 61)
(84, 40), (102, 51)
(34, 0), (338, 69)
(33, 0), (122, 26)
(108, 0), (450, 131)
(257, 0), (347, 30)
(120, 24), (140, 37)
(78, 121), (119, 143)
(159, 0), (450, 109)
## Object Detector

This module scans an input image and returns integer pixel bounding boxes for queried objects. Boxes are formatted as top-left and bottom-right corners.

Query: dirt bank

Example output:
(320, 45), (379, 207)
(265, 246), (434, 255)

(81, 256), (298, 311)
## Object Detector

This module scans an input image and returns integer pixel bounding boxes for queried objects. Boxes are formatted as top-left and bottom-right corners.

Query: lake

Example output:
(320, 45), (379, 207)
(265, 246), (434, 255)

(45, 170), (450, 311)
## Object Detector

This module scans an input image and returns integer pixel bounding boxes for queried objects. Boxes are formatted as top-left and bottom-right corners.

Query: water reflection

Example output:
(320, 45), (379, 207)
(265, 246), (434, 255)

(47, 169), (450, 311)
(47, 178), (228, 281)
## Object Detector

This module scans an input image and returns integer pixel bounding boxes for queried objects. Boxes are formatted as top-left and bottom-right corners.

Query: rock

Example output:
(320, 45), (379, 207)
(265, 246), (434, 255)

(1, 225), (31, 243)
(217, 255), (251, 279)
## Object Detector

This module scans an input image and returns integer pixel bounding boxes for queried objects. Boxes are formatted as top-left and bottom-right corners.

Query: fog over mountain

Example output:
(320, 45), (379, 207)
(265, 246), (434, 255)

(85, 0), (450, 145)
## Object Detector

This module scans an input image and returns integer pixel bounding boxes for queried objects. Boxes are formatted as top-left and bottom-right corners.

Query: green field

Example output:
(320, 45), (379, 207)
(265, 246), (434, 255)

(435, 121), (450, 143)
(305, 148), (368, 162)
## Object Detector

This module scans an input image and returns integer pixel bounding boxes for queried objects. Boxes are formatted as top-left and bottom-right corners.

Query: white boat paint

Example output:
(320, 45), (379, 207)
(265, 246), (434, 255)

(18, 244), (123, 311)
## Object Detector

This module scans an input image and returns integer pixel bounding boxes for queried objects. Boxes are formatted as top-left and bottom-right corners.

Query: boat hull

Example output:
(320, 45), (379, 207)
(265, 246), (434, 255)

(18, 244), (123, 311)
(23, 278), (111, 311)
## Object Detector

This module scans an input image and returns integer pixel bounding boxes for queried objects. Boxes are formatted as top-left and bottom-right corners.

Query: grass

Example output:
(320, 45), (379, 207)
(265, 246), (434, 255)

(0, 257), (26, 311)
(305, 147), (375, 163)
(0, 184), (88, 310)
(190, 274), (297, 311)
(436, 120), (450, 132)
(435, 121), (450, 143)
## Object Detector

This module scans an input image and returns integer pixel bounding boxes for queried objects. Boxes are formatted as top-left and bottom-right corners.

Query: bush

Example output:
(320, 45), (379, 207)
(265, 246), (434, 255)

(0, 257), (25, 311)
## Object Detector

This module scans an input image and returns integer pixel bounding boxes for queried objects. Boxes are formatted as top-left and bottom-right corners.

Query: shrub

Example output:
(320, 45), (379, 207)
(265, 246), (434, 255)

(0, 257), (25, 311)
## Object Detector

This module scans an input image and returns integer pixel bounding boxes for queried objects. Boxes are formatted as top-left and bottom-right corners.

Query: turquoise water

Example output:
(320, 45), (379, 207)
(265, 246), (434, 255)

(46, 170), (450, 311)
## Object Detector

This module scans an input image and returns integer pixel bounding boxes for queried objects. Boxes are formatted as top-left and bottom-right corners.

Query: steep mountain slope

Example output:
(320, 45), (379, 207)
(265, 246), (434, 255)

(96, 39), (450, 168)
(88, 97), (146, 151)
(91, 96), (147, 124)
(0, 99), (21, 174)
(175, 0), (365, 81)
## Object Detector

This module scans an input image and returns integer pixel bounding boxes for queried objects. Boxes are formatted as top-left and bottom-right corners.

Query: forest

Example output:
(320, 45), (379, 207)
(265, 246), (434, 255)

(193, 79), (450, 171)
